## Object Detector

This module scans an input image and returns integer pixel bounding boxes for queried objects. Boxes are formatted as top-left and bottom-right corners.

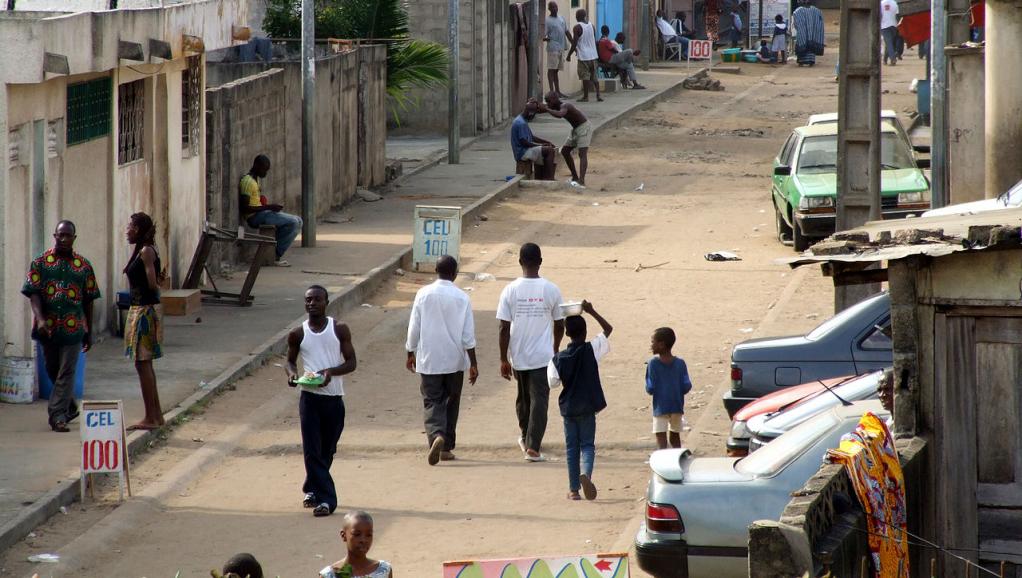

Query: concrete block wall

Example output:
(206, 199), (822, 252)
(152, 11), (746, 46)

(358, 45), (388, 188)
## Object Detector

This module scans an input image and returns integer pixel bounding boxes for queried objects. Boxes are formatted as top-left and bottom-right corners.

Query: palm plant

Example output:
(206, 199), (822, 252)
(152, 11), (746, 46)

(263, 0), (449, 117)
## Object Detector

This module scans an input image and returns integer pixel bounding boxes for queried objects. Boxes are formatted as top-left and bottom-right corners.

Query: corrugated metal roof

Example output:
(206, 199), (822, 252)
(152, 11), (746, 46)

(777, 208), (1022, 268)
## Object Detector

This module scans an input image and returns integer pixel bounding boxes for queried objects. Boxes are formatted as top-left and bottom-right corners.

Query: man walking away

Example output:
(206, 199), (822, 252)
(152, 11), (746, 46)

(792, 0), (825, 66)
(406, 256), (479, 465)
(286, 286), (357, 516)
(497, 243), (565, 462)
(23, 220), (100, 432)
(880, 0), (900, 66)
(541, 91), (593, 187)
(240, 154), (303, 267)
(566, 9), (602, 102)
(544, 1), (571, 98)
(729, 9), (743, 48)
(510, 100), (558, 180)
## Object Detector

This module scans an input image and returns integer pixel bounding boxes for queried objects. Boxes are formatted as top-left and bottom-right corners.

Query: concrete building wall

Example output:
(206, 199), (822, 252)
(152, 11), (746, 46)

(946, 47), (985, 204)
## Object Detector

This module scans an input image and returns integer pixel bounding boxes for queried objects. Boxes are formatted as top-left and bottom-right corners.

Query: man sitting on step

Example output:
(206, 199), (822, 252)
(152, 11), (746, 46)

(239, 154), (303, 267)
(510, 100), (557, 180)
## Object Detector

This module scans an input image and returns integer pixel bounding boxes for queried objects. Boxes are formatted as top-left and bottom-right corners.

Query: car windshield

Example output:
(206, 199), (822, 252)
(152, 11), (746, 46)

(796, 133), (915, 175)
(736, 410), (841, 477)
(805, 293), (886, 341)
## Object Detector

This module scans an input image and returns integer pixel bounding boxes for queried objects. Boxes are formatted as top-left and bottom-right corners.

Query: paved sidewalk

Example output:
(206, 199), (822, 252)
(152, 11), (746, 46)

(0, 69), (687, 552)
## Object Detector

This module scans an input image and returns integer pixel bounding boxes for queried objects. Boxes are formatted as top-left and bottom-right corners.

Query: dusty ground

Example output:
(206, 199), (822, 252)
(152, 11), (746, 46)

(1, 44), (926, 578)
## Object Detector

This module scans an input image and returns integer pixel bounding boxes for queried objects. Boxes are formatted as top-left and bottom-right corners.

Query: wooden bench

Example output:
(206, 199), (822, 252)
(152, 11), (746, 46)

(239, 224), (276, 266)
(515, 160), (535, 179)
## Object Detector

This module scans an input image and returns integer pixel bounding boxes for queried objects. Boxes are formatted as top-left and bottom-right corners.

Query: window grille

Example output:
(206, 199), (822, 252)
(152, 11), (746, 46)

(181, 55), (201, 157)
(118, 79), (145, 165)
(66, 78), (112, 146)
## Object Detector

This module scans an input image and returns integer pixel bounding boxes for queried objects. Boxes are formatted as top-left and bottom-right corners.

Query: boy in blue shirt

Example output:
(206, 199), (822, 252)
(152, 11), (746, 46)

(547, 300), (613, 501)
(645, 327), (692, 450)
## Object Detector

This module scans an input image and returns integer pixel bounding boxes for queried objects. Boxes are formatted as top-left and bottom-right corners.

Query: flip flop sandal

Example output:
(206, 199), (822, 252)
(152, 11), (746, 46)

(567, 492), (582, 501)
(580, 474), (598, 500)
(313, 503), (332, 517)
(51, 421), (70, 433)
(303, 493), (317, 508)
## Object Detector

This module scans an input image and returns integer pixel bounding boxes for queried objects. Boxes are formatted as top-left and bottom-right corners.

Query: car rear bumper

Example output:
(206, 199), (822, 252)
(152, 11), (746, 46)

(722, 392), (755, 419)
(635, 536), (689, 578)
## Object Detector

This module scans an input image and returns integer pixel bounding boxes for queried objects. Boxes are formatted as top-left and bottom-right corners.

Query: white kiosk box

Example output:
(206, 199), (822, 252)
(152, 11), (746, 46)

(80, 400), (131, 500)
(412, 205), (462, 272)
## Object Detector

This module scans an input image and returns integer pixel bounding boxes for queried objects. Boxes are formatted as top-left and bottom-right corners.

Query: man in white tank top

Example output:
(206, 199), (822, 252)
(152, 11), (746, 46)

(286, 285), (357, 517)
(566, 9), (603, 102)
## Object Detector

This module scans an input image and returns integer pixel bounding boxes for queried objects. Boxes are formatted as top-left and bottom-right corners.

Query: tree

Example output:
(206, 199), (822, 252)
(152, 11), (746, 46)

(264, 0), (448, 117)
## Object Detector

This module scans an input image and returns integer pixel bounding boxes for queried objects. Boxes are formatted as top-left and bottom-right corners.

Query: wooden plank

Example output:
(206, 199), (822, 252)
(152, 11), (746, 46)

(834, 268), (889, 287)
(977, 316), (1022, 344)
(979, 540), (1022, 565)
(975, 342), (1019, 484)
(937, 316), (979, 573)
(977, 484), (1022, 507)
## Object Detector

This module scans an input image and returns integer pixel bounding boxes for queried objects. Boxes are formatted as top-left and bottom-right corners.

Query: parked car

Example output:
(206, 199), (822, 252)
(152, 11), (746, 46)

(745, 370), (883, 453)
(635, 401), (889, 578)
(722, 292), (890, 419)
(771, 123), (930, 251)
(922, 178), (1022, 217)
(726, 373), (867, 456)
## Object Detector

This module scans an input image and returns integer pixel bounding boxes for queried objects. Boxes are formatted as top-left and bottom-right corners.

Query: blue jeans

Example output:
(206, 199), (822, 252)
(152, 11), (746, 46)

(248, 210), (303, 259)
(563, 413), (596, 492)
(882, 26), (898, 63)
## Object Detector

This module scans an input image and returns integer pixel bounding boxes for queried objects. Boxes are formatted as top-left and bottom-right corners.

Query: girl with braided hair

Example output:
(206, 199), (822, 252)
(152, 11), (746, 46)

(124, 212), (165, 430)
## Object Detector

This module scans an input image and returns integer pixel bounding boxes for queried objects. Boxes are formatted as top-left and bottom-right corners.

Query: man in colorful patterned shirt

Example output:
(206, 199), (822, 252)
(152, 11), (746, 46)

(240, 154), (303, 267)
(22, 220), (101, 432)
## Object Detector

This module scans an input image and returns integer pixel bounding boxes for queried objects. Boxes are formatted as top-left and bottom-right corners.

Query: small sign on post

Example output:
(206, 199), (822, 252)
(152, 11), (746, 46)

(688, 39), (714, 69)
(80, 400), (131, 501)
(412, 205), (462, 272)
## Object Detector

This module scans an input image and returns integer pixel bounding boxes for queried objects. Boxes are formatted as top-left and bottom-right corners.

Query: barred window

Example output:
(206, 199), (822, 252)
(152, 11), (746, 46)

(117, 79), (145, 165)
(66, 78), (112, 146)
(181, 55), (201, 157)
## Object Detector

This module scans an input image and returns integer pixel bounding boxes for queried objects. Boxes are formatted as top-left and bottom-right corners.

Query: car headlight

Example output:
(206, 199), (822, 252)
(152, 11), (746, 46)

(898, 190), (931, 204)
(798, 195), (835, 210)
(729, 420), (750, 439)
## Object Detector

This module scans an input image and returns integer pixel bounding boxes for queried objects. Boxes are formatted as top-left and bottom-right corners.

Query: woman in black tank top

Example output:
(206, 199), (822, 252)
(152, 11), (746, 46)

(124, 212), (165, 430)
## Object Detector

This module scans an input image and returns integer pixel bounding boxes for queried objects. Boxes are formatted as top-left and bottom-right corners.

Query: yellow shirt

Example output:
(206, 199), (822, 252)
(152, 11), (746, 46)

(239, 174), (263, 208)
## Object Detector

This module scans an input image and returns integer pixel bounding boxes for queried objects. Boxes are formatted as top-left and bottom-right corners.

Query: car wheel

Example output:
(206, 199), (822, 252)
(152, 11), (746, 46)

(793, 218), (812, 252)
(775, 204), (793, 244)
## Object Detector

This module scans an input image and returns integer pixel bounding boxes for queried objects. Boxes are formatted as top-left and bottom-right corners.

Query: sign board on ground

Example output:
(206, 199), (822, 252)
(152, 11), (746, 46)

(688, 39), (713, 63)
(412, 205), (461, 272)
(443, 553), (629, 578)
(80, 400), (131, 500)
(750, 0), (792, 37)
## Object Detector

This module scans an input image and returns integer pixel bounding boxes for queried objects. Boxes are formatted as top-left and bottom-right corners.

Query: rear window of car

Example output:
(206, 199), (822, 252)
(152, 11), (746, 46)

(735, 410), (841, 477)
(806, 294), (884, 341)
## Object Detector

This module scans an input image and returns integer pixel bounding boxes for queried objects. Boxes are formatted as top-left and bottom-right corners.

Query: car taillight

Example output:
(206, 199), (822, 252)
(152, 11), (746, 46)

(730, 367), (742, 382)
(646, 502), (685, 533)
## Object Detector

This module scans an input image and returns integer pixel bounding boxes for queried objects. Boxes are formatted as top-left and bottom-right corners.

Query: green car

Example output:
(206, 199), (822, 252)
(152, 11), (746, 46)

(771, 123), (930, 251)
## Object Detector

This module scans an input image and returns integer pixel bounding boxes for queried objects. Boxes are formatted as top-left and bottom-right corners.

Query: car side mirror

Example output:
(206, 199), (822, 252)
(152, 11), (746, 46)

(916, 158), (931, 169)
(774, 165), (791, 176)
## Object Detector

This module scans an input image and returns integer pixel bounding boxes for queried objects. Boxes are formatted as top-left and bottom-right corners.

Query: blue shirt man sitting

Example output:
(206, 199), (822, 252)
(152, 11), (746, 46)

(510, 100), (557, 180)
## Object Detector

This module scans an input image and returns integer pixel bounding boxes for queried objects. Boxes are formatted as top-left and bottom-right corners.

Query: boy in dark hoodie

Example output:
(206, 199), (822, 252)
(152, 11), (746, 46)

(547, 300), (613, 500)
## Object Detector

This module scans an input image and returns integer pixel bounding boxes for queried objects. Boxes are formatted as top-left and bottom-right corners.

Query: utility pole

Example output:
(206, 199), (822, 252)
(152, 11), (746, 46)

(527, 0), (539, 98)
(985, 2), (1022, 197)
(300, 0), (316, 247)
(835, 0), (881, 311)
(929, 0), (948, 209)
(447, 0), (460, 164)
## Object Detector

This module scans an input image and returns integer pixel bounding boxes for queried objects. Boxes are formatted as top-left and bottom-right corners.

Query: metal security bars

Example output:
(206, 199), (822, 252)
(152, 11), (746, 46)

(182, 55), (201, 157)
(117, 79), (145, 165)
(66, 78), (112, 146)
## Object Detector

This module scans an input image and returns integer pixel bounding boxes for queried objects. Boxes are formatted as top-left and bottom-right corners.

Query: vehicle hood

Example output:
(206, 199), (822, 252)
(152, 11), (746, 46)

(731, 335), (814, 362)
(794, 169), (927, 197)
(733, 380), (839, 422)
(649, 449), (749, 483)
(923, 198), (1002, 217)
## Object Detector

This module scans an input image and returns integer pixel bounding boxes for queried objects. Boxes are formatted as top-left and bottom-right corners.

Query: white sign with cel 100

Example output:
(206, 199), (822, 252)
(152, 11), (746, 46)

(82, 404), (124, 473)
(688, 39), (713, 61)
(412, 205), (462, 271)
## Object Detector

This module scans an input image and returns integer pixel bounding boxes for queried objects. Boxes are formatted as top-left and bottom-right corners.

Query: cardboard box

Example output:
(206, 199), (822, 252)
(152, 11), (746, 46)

(161, 289), (201, 316)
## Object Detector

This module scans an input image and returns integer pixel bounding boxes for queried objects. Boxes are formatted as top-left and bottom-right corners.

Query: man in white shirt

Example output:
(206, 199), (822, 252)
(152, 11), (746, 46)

(406, 255), (478, 466)
(497, 243), (565, 461)
(880, 0), (900, 66)
(656, 9), (687, 56)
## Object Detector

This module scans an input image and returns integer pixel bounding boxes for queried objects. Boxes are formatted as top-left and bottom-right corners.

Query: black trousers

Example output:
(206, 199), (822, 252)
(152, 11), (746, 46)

(299, 391), (345, 511)
(420, 371), (464, 451)
(43, 342), (80, 426)
(514, 367), (549, 452)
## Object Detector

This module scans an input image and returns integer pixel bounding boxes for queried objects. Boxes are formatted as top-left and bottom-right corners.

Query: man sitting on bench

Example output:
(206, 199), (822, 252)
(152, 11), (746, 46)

(510, 100), (557, 180)
(240, 154), (303, 267)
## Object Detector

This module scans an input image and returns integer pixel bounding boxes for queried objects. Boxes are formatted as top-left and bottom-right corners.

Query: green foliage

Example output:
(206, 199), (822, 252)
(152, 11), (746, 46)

(262, 0), (448, 117)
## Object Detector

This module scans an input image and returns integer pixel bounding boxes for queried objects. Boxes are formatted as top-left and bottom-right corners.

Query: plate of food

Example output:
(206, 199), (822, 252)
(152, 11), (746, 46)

(296, 371), (326, 386)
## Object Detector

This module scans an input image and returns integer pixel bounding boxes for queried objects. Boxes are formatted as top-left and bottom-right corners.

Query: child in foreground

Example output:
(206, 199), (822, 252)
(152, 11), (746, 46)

(645, 327), (693, 450)
(547, 300), (613, 500)
(320, 511), (393, 578)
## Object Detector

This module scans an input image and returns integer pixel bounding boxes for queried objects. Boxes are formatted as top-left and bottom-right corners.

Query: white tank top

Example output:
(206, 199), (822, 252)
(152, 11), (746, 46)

(300, 317), (345, 396)
(576, 22), (598, 61)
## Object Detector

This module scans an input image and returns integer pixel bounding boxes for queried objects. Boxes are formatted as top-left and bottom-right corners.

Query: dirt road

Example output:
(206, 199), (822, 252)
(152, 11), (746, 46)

(3, 44), (926, 577)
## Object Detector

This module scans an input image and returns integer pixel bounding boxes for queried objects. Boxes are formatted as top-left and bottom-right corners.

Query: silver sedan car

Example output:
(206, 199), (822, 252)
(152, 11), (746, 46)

(634, 400), (888, 578)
